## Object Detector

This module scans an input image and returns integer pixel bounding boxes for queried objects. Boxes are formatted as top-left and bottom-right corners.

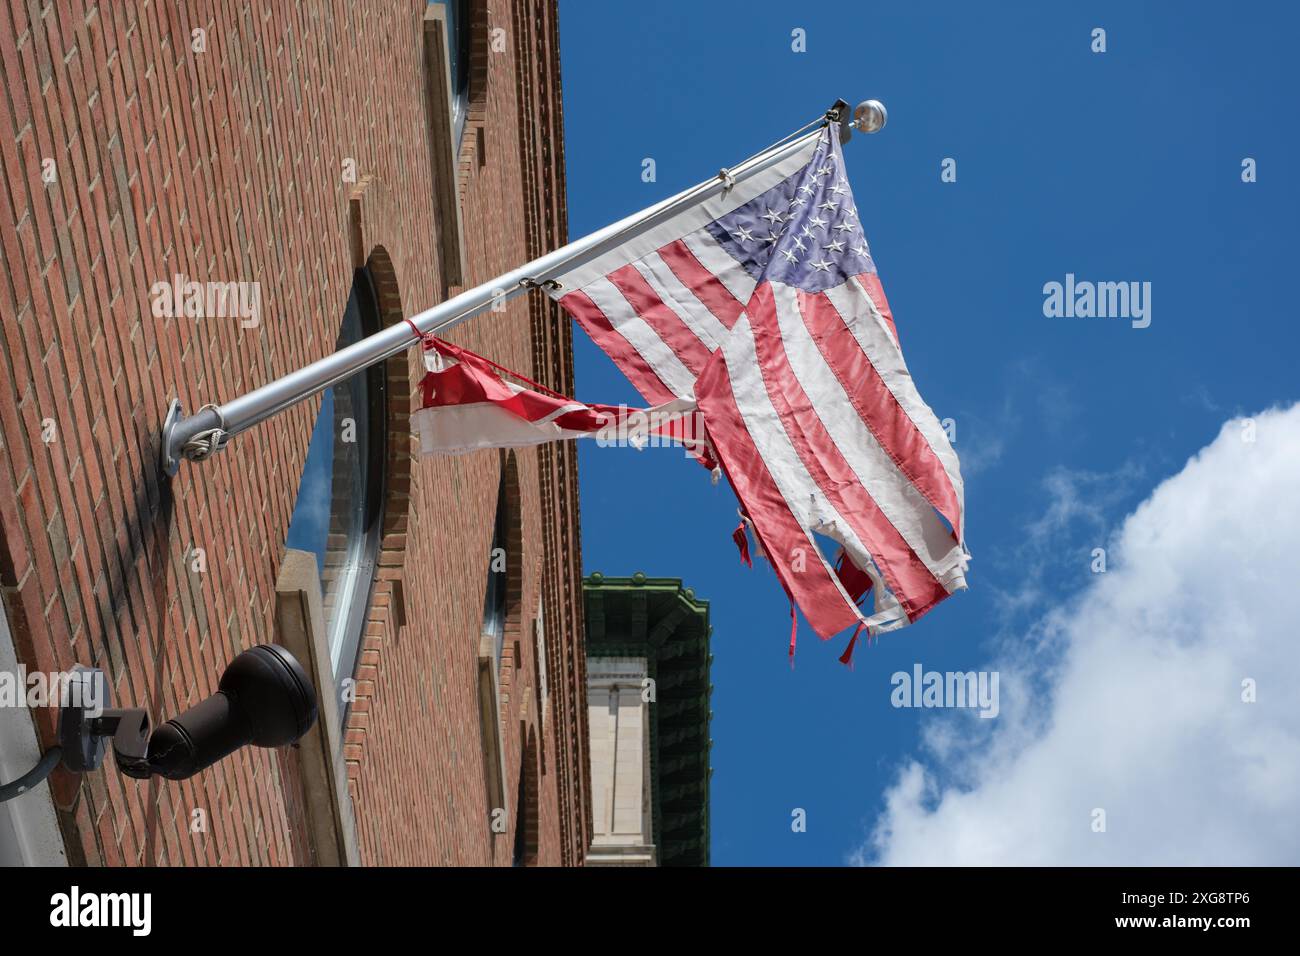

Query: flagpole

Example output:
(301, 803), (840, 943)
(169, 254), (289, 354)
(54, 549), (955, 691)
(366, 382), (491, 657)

(161, 98), (884, 474)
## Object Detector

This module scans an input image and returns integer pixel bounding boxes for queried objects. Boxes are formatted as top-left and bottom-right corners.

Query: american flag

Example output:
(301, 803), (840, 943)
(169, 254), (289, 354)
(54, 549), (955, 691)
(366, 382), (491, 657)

(547, 125), (968, 652)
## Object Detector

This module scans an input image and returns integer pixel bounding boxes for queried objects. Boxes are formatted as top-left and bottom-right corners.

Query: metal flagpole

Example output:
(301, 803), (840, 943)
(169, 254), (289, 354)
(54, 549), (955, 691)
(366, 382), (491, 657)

(160, 98), (887, 474)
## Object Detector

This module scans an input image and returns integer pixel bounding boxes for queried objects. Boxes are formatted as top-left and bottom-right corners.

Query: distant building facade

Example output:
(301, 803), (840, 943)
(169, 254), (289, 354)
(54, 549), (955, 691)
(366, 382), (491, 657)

(0, 0), (590, 866)
(584, 573), (712, 866)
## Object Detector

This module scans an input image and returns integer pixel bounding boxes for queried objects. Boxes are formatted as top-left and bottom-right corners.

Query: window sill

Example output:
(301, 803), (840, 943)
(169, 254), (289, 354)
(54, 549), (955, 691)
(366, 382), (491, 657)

(477, 633), (509, 829)
(275, 549), (362, 866)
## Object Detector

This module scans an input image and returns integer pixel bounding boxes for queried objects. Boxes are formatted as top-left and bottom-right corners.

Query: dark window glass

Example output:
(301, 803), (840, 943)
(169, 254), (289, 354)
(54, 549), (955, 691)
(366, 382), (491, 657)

(481, 470), (508, 671)
(512, 765), (527, 867)
(434, 0), (473, 150)
(285, 269), (387, 692)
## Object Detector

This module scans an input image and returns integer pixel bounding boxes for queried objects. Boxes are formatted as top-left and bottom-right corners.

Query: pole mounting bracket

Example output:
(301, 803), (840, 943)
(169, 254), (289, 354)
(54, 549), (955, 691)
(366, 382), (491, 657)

(162, 399), (184, 476)
(162, 398), (229, 476)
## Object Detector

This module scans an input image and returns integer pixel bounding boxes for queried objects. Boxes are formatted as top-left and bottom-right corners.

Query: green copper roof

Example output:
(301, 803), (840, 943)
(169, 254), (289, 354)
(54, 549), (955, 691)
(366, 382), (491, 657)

(584, 572), (712, 867)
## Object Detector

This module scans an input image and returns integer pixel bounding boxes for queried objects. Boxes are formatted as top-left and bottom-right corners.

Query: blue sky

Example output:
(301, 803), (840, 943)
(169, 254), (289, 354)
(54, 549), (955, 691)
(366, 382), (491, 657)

(556, 1), (1300, 865)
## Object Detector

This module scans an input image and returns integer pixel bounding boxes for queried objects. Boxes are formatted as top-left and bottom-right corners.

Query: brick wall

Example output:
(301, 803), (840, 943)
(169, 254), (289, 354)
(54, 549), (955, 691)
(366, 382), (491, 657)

(0, 0), (589, 866)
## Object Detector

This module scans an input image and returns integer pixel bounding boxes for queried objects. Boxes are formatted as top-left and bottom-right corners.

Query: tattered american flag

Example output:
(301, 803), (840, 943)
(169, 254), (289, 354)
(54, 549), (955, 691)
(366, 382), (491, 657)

(548, 125), (967, 651)
(416, 124), (967, 656)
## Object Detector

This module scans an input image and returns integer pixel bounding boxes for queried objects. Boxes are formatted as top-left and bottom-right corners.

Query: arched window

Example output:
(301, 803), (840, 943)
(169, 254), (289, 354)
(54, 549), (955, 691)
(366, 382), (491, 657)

(512, 728), (539, 866)
(481, 467), (509, 672)
(477, 455), (519, 827)
(285, 268), (387, 692)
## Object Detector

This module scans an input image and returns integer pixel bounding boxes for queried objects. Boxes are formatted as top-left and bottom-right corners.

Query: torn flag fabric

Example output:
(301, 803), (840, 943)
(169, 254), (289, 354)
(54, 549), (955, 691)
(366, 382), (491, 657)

(544, 124), (968, 644)
(411, 334), (702, 458)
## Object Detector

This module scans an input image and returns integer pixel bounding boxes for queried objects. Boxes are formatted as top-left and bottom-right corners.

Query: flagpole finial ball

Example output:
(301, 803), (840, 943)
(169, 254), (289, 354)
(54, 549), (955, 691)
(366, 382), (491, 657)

(853, 99), (887, 133)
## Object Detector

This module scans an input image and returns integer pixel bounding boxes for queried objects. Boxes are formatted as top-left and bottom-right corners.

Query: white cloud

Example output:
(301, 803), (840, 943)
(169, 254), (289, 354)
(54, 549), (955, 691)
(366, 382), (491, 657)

(859, 404), (1300, 865)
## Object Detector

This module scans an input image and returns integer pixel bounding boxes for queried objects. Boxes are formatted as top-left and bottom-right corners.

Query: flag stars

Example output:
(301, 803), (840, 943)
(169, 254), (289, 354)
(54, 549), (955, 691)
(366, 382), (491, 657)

(724, 139), (869, 290)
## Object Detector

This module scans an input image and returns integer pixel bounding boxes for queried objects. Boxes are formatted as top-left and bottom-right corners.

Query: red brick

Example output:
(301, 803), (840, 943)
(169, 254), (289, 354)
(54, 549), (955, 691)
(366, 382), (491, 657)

(0, 0), (588, 867)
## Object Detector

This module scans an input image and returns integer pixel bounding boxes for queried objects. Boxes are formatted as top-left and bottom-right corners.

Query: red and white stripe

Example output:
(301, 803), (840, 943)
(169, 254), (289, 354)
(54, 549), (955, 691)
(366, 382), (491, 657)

(551, 139), (814, 404)
(541, 128), (968, 646)
(412, 336), (699, 458)
(697, 278), (966, 640)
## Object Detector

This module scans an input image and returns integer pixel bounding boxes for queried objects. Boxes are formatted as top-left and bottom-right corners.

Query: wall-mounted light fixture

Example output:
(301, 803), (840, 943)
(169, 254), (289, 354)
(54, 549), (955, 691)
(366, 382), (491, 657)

(0, 644), (317, 802)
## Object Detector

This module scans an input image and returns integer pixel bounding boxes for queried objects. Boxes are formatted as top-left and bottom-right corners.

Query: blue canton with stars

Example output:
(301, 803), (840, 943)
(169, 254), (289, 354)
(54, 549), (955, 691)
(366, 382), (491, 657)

(704, 126), (875, 294)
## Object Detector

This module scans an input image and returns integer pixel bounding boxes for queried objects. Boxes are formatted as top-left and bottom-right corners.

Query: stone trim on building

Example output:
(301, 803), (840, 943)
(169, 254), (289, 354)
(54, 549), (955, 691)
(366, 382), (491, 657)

(584, 573), (712, 866)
